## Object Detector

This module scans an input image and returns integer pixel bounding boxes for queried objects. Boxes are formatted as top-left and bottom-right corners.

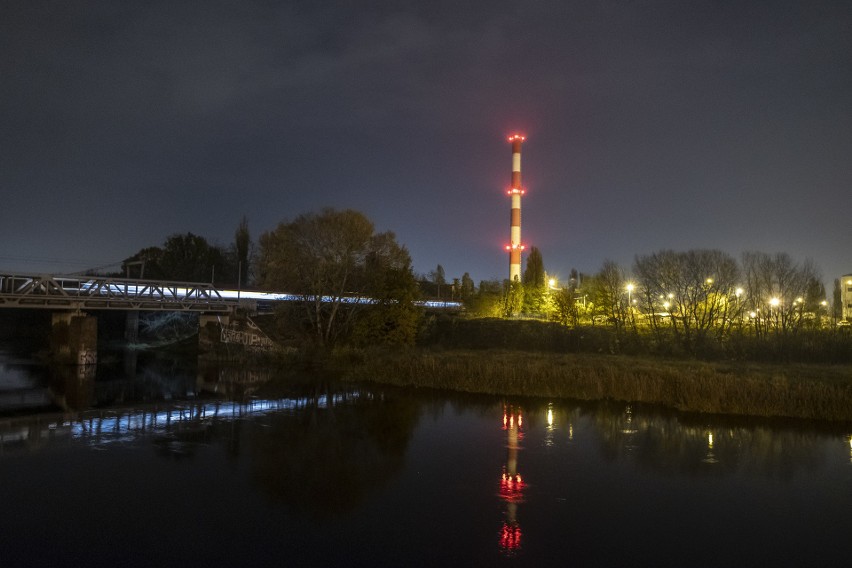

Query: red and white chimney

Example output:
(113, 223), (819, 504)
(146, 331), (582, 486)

(506, 134), (526, 281)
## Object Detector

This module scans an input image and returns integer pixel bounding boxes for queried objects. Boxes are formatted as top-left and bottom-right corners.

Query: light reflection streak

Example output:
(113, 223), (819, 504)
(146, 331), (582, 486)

(702, 430), (718, 464)
(6, 393), (365, 449)
(499, 405), (524, 555)
(545, 404), (555, 447)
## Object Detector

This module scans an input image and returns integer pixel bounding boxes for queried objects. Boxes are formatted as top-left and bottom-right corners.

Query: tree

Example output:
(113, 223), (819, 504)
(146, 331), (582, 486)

(429, 264), (446, 299)
(123, 233), (226, 283)
(522, 246), (547, 315)
(522, 247), (545, 288)
(460, 272), (475, 300)
(233, 215), (252, 288)
(741, 252), (820, 336)
(464, 279), (503, 317)
(351, 234), (421, 347)
(257, 208), (418, 347)
(122, 246), (163, 279)
(633, 249), (740, 350)
(159, 233), (227, 283)
(551, 287), (579, 326)
(502, 279), (524, 318)
(590, 260), (629, 329)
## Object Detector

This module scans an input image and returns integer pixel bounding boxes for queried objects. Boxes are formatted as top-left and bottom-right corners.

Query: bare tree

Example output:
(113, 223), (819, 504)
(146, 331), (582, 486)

(741, 252), (820, 336)
(592, 260), (629, 330)
(634, 249), (740, 350)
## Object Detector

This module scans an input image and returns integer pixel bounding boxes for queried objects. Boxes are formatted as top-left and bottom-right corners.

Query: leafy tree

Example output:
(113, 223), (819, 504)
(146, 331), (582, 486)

(123, 234), (226, 283)
(122, 246), (163, 278)
(460, 272), (475, 299)
(521, 246), (547, 315)
(463, 279), (503, 317)
(503, 279), (524, 318)
(257, 208), (418, 346)
(351, 235), (421, 347)
(429, 264), (446, 299)
(159, 233), (227, 283)
(522, 247), (545, 288)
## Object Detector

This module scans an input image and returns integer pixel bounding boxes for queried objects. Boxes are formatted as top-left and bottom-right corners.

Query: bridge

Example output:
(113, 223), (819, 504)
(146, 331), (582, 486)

(0, 273), (462, 313)
(0, 272), (462, 364)
(0, 273), (232, 312)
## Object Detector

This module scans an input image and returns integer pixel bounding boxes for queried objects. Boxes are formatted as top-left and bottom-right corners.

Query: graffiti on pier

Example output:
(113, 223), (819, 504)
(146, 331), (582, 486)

(76, 349), (97, 366)
(220, 317), (275, 352)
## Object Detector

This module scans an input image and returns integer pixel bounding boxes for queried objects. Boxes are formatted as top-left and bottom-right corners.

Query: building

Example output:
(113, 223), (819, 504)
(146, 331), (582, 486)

(842, 274), (852, 321)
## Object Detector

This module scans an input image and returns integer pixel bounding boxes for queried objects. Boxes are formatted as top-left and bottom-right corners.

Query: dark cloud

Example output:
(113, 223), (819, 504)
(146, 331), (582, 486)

(1, 0), (850, 287)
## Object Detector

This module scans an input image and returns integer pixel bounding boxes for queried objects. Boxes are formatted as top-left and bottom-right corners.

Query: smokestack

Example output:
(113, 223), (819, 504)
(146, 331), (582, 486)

(506, 134), (526, 281)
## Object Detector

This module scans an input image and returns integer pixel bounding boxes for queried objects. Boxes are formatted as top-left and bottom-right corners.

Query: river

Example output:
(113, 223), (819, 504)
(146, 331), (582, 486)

(1, 343), (851, 567)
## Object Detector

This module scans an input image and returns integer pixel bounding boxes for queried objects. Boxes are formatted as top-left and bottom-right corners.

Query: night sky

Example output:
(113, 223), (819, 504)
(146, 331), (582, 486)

(2, 1), (850, 288)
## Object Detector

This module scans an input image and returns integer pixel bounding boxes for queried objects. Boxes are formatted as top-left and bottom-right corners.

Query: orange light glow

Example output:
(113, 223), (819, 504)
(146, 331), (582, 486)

(507, 134), (526, 142)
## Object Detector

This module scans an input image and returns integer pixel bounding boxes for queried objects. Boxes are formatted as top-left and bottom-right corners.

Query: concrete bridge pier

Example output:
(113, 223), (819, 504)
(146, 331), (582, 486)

(50, 312), (98, 365)
(198, 313), (228, 359)
(125, 310), (139, 343)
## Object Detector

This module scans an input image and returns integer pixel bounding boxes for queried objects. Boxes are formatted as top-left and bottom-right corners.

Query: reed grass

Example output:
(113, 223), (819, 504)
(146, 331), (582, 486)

(336, 348), (852, 422)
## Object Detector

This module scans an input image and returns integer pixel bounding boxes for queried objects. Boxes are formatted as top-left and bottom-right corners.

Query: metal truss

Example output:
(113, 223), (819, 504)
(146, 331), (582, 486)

(0, 273), (231, 312)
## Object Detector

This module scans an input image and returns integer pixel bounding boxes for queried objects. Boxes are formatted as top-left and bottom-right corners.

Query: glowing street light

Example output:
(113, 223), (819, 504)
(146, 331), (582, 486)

(769, 297), (780, 307)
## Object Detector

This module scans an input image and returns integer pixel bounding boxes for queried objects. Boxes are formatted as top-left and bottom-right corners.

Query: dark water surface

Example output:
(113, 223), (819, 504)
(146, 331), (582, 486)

(1, 346), (851, 567)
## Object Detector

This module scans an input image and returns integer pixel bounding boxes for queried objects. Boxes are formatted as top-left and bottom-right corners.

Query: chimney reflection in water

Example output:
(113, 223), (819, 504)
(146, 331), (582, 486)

(499, 405), (524, 553)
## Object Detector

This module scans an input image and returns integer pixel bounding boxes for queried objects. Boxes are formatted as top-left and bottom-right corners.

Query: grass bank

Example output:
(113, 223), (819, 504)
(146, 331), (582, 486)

(335, 349), (852, 422)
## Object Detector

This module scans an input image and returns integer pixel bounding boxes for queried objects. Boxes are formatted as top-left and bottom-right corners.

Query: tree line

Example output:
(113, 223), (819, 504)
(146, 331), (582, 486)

(121, 209), (421, 348)
(117, 208), (847, 358)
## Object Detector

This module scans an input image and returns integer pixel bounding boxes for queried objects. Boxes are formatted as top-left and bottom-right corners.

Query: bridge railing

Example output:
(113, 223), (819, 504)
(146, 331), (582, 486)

(0, 273), (230, 311)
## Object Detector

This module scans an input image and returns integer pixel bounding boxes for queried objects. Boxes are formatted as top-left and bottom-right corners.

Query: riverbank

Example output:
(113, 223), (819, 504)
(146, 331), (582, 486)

(333, 348), (852, 422)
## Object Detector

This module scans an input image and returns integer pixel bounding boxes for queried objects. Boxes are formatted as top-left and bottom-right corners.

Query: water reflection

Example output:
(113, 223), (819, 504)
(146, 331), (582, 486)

(0, 348), (281, 415)
(499, 404), (524, 555)
(247, 388), (420, 517)
(2, 381), (851, 565)
(4, 327), (852, 565)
